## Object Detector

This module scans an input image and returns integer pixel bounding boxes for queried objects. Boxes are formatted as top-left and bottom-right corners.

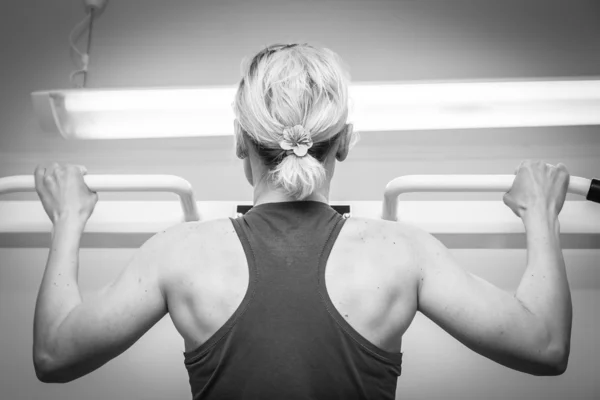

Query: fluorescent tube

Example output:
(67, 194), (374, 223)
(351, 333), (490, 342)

(31, 79), (600, 140)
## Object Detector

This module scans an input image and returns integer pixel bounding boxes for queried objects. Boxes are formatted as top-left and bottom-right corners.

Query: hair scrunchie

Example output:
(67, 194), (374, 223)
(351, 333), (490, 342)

(279, 125), (314, 157)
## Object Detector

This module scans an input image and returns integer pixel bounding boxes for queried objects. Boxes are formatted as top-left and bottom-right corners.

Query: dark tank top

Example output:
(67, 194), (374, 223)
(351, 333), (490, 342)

(183, 201), (403, 399)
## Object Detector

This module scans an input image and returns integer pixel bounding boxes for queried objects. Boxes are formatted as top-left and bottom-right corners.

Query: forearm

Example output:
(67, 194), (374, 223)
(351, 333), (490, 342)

(515, 211), (572, 363)
(34, 217), (86, 359)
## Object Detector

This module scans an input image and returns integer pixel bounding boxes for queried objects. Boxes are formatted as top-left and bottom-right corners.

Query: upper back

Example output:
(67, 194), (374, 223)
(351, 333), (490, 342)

(162, 208), (421, 353)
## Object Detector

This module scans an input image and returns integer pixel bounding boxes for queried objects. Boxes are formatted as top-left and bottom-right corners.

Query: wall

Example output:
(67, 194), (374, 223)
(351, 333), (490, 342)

(0, 0), (599, 399)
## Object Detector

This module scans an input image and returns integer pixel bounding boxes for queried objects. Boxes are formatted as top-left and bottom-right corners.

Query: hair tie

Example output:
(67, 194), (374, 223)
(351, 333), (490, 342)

(279, 125), (313, 157)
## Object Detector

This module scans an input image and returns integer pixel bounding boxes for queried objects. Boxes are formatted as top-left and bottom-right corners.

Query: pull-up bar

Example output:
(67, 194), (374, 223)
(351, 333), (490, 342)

(0, 173), (598, 248)
(382, 175), (599, 221)
(0, 174), (200, 222)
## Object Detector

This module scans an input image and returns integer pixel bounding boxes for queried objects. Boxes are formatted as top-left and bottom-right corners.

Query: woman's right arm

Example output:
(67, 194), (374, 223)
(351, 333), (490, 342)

(408, 160), (572, 376)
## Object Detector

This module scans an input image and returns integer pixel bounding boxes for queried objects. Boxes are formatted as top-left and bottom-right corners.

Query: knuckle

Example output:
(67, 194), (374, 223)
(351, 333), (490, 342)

(66, 164), (83, 174)
(557, 163), (569, 173)
(46, 163), (58, 174)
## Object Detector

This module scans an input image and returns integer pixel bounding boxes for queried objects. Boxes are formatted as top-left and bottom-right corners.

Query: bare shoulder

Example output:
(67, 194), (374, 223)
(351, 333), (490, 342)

(354, 216), (437, 252)
(157, 218), (231, 237)
(341, 216), (423, 277)
(343, 216), (424, 246)
(157, 218), (235, 249)
(146, 218), (234, 268)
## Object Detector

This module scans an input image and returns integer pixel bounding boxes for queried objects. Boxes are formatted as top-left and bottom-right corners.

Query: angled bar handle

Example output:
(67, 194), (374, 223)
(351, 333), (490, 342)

(381, 174), (598, 221)
(0, 174), (200, 222)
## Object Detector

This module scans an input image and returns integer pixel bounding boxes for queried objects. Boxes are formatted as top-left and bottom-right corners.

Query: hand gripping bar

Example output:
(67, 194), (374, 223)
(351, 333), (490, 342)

(0, 174), (201, 222)
(382, 174), (598, 221)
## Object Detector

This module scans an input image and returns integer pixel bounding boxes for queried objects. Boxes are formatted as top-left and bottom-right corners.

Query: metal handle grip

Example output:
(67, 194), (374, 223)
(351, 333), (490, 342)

(382, 174), (595, 221)
(0, 174), (200, 222)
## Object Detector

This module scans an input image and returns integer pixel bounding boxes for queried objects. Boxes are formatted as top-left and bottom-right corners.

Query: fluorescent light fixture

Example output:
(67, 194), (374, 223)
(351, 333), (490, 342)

(32, 79), (600, 140)
(32, 87), (238, 139)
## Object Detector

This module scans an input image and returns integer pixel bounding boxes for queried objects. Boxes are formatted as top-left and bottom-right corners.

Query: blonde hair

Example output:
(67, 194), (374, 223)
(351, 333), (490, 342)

(233, 43), (359, 200)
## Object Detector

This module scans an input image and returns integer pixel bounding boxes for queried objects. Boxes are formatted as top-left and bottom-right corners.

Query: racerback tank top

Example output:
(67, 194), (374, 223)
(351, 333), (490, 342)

(183, 201), (403, 399)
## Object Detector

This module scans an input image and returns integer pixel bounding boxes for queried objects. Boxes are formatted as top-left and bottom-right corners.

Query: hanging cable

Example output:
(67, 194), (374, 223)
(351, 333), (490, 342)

(69, 13), (91, 59)
(83, 8), (95, 87)
(69, 9), (95, 88)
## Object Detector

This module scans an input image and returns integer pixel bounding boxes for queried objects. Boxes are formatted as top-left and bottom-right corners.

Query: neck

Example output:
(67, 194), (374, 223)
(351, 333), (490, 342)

(253, 183), (330, 207)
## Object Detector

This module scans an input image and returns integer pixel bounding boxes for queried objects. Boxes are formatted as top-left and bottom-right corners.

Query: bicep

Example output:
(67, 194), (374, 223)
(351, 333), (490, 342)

(407, 224), (554, 374)
(46, 227), (181, 381)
